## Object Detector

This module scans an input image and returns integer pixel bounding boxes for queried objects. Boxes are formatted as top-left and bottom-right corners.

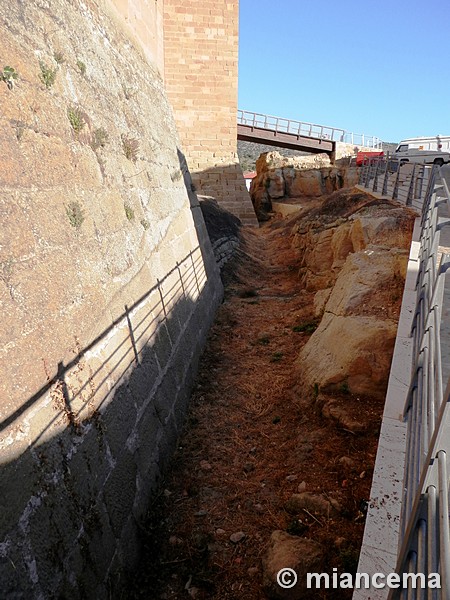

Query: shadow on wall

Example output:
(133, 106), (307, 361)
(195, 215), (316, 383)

(0, 150), (223, 599)
(177, 151), (258, 227)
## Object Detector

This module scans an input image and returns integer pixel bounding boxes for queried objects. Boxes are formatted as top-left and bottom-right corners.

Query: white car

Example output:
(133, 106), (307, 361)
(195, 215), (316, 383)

(393, 135), (450, 166)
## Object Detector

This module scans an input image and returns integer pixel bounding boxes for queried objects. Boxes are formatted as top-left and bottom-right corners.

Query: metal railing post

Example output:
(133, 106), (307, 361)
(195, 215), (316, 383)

(406, 164), (417, 206)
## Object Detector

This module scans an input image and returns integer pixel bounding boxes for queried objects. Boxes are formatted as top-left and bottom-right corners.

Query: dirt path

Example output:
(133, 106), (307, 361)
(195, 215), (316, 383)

(130, 219), (383, 600)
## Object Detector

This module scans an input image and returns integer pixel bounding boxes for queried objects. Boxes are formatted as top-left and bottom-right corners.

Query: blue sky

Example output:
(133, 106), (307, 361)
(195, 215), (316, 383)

(238, 0), (450, 143)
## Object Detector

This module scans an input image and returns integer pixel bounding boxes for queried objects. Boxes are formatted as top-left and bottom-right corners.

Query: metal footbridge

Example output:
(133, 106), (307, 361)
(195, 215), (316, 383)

(237, 109), (383, 156)
(355, 158), (450, 600)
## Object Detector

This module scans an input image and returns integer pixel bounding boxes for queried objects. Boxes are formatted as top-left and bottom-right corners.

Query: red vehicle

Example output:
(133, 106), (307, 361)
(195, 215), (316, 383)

(356, 151), (384, 166)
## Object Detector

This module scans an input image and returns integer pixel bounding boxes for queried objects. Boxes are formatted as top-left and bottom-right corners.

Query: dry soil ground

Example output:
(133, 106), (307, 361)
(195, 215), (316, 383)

(129, 215), (387, 600)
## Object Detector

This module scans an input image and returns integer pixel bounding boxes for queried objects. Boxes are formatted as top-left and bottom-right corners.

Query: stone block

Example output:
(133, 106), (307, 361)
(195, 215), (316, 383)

(82, 497), (116, 579)
(0, 551), (36, 599)
(103, 452), (138, 538)
(132, 464), (161, 523)
(0, 450), (39, 536)
(134, 405), (163, 476)
(156, 415), (179, 474)
(102, 384), (138, 460)
(117, 515), (141, 573)
(67, 431), (109, 513)
(153, 376), (178, 425)
(127, 348), (160, 409)
(152, 322), (173, 371)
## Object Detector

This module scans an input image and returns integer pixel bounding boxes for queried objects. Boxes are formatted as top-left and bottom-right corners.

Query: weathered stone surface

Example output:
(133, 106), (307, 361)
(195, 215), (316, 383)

(292, 192), (415, 401)
(285, 492), (341, 517)
(299, 313), (397, 398)
(293, 199), (414, 293)
(262, 530), (323, 600)
(324, 248), (408, 319)
(199, 197), (241, 269)
(321, 401), (366, 433)
(313, 288), (332, 317)
(266, 168), (286, 199)
(0, 1), (223, 597)
(250, 151), (359, 220)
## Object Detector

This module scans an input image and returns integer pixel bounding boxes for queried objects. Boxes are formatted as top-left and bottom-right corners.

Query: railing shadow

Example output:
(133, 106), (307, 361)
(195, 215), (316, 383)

(0, 147), (224, 598)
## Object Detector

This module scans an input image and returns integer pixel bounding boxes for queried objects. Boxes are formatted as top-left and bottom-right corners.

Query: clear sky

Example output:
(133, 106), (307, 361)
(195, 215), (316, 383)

(238, 0), (450, 143)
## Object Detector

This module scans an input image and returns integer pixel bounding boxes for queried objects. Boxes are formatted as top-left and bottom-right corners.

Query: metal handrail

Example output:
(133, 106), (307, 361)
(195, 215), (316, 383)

(358, 157), (429, 209)
(237, 109), (383, 148)
(359, 162), (450, 599)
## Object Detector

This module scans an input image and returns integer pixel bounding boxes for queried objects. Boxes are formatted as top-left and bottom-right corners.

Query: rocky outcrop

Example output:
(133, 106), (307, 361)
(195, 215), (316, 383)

(250, 151), (358, 220)
(292, 191), (414, 293)
(301, 313), (398, 398)
(293, 189), (415, 398)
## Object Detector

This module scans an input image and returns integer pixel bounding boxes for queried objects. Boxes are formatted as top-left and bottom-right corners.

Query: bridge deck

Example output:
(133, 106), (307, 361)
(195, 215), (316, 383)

(237, 123), (335, 155)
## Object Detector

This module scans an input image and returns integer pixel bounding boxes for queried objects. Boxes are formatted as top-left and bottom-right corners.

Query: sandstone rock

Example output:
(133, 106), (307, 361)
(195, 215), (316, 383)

(313, 288), (332, 317)
(293, 201), (413, 294)
(285, 169), (324, 197)
(262, 531), (323, 600)
(285, 492), (341, 518)
(251, 185), (272, 220)
(323, 248), (407, 318)
(351, 208), (415, 251)
(266, 169), (285, 199)
(256, 151), (331, 173)
(298, 313), (397, 398)
(321, 401), (366, 433)
(250, 153), (360, 221)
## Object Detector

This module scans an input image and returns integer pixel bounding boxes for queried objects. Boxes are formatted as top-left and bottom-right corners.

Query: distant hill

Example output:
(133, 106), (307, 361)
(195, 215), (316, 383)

(237, 140), (399, 172)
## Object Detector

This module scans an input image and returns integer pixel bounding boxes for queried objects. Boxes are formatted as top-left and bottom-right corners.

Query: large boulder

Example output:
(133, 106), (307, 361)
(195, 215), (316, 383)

(323, 247), (408, 318)
(298, 312), (397, 398)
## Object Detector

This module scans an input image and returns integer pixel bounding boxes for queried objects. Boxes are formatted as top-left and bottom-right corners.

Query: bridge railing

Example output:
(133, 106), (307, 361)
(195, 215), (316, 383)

(237, 109), (383, 148)
(358, 160), (450, 599)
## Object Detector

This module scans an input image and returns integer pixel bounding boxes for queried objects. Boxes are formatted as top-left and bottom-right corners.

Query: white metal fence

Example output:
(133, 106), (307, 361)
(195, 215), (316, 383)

(358, 159), (450, 599)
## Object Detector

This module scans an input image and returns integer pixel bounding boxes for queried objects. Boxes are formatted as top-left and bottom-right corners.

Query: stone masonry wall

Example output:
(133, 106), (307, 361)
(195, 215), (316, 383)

(109, 0), (165, 75)
(163, 0), (257, 226)
(0, 1), (222, 597)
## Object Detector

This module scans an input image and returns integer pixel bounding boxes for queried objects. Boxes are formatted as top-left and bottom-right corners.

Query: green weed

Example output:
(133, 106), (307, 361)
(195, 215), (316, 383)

(39, 61), (57, 88)
(1, 65), (18, 89)
(90, 127), (109, 150)
(53, 52), (65, 65)
(76, 60), (86, 76)
(124, 204), (135, 221)
(292, 320), (319, 334)
(121, 134), (139, 163)
(67, 106), (85, 133)
(66, 201), (84, 229)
